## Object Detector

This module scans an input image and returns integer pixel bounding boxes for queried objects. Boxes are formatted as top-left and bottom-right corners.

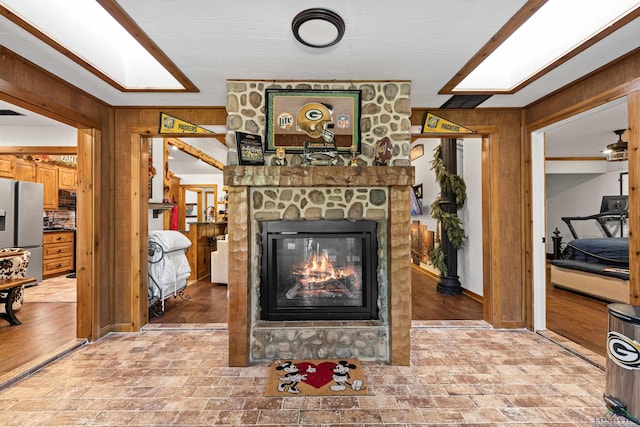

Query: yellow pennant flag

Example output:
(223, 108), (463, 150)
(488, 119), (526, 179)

(159, 112), (213, 134)
(421, 112), (475, 134)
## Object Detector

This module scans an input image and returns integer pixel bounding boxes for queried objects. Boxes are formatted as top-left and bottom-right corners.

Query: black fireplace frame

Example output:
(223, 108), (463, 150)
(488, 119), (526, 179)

(260, 219), (379, 321)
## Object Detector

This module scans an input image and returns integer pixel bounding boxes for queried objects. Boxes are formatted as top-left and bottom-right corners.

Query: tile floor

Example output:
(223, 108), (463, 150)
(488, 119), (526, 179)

(0, 321), (624, 426)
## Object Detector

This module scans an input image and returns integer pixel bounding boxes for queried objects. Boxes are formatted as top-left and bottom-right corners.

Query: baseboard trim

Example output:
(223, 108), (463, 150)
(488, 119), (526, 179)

(410, 264), (439, 280)
(462, 288), (483, 304)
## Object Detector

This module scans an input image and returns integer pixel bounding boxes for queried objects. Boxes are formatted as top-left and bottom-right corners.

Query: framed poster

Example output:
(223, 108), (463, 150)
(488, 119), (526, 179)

(236, 132), (265, 165)
(265, 88), (361, 153)
(185, 203), (197, 217)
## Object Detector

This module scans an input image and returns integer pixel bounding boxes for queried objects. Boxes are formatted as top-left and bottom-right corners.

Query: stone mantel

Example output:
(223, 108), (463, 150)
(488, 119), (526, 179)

(223, 165), (414, 187)
(223, 165), (414, 366)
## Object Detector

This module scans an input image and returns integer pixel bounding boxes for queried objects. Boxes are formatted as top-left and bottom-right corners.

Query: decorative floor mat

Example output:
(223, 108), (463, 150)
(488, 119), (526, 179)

(265, 358), (369, 397)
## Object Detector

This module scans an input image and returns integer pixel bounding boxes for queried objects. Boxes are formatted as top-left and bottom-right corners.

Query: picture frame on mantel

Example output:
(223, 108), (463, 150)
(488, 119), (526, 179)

(236, 131), (265, 165)
(265, 88), (361, 153)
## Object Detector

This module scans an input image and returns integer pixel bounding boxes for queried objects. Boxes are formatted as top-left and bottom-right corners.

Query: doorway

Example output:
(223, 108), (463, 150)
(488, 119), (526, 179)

(145, 134), (228, 326)
(409, 135), (484, 321)
(531, 97), (630, 355)
(0, 100), (92, 377)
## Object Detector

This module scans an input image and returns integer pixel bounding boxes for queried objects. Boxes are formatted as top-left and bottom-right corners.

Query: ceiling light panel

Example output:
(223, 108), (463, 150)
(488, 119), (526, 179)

(0, 0), (186, 90)
(454, 0), (640, 92)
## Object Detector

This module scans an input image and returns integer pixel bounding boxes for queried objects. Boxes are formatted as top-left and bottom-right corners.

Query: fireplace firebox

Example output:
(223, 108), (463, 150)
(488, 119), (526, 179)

(260, 220), (378, 321)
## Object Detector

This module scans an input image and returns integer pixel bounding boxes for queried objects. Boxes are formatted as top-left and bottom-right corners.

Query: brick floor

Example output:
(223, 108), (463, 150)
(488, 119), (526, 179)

(0, 322), (620, 426)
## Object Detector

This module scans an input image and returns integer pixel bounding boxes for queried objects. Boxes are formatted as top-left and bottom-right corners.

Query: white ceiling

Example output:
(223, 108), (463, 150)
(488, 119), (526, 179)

(0, 0), (637, 162)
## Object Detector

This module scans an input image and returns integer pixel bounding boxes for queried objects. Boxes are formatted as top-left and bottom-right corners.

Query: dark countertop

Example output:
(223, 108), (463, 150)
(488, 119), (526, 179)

(43, 228), (76, 233)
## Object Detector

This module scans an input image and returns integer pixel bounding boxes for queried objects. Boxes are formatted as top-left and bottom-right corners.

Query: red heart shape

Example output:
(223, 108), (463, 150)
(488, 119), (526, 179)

(295, 362), (337, 389)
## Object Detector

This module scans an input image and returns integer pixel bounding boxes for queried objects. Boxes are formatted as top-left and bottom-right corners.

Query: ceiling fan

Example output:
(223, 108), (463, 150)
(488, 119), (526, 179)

(603, 129), (628, 161)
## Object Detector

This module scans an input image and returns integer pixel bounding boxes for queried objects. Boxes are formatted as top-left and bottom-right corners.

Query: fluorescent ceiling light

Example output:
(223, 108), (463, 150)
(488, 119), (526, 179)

(0, 0), (195, 91)
(451, 0), (640, 92)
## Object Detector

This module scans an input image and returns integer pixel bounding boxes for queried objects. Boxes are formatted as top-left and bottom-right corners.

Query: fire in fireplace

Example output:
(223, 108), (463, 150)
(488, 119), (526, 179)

(260, 220), (378, 321)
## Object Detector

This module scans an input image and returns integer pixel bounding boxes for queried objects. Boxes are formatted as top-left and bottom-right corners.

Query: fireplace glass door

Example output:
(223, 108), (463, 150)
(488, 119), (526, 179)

(260, 220), (378, 321)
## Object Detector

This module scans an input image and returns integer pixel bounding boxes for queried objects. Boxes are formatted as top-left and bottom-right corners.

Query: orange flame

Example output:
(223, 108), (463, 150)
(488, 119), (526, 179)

(299, 253), (346, 283)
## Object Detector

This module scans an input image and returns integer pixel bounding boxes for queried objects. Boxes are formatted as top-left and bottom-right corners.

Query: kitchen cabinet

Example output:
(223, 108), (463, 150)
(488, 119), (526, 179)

(184, 222), (228, 281)
(58, 167), (77, 190)
(36, 163), (58, 210)
(43, 230), (74, 277)
(0, 155), (14, 178)
(14, 158), (36, 182)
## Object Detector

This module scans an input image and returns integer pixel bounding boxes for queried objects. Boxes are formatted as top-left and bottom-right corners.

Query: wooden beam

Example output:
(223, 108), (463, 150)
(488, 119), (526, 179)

(0, 146), (77, 155)
(165, 137), (225, 171)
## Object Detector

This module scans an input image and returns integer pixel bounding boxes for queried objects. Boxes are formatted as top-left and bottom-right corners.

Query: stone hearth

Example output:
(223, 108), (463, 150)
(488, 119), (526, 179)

(224, 165), (413, 366)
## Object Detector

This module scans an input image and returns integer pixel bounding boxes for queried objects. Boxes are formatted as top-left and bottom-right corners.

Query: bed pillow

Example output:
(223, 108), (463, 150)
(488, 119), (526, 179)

(149, 230), (192, 251)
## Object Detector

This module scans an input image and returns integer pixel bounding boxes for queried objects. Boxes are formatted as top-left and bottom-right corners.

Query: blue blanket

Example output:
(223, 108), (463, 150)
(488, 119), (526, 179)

(563, 237), (628, 266)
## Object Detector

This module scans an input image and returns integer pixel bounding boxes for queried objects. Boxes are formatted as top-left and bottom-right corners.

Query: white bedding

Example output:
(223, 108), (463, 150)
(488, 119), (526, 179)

(148, 230), (192, 252)
(148, 231), (192, 310)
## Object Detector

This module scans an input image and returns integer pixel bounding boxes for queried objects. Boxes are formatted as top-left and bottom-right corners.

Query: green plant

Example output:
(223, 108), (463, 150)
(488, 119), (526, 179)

(429, 144), (467, 276)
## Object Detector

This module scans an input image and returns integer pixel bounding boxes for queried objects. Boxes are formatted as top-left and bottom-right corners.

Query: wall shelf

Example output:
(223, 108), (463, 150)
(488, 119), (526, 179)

(149, 202), (175, 218)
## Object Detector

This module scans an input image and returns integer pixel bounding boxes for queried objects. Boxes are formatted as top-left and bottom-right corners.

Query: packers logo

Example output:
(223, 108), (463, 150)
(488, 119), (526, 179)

(304, 108), (326, 121)
(427, 114), (439, 129)
(163, 115), (175, 129)
(607, 331), (640, 370)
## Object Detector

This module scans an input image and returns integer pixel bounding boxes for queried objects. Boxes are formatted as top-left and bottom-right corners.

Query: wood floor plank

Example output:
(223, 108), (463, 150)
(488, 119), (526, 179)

(411, 266), (483, 320)
(0, 302), (76, 374)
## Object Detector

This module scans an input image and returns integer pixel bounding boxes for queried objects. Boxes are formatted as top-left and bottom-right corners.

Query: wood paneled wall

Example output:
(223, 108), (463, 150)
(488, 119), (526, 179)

(409, 110), (524, 327)
(2, 41), (640, 338)
(0, 45), (113, 341)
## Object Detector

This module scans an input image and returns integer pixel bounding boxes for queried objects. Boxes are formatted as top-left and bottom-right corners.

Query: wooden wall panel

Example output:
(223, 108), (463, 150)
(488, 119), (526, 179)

(628, 91), (639, 305)
(111, 109), (227, 331)
(410, 109), (525, 327)
(525, 49), (640, 128)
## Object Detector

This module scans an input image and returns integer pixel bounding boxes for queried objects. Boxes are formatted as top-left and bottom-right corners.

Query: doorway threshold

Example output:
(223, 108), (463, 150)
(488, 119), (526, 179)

(142, 323), (228, 331)
(411, 320), (491, 329)
(536, 329), (606, 370)
(0, 338), (87, 390)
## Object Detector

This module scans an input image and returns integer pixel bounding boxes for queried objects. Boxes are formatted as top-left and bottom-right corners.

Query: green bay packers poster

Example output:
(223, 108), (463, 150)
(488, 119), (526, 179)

(265, 89), (361, 153)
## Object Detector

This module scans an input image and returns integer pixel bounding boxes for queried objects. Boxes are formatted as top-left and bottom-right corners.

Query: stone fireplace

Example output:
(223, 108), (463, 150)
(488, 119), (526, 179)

(224, 79), (413, 366)
(224, 166), (413, 366)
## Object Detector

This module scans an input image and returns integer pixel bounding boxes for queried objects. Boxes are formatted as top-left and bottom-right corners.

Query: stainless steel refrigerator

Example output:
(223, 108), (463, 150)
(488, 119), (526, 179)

(0, 178), (44, 283)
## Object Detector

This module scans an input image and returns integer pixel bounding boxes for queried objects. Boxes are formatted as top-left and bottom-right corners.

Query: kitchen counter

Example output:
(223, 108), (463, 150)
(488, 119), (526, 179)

(43, 228), (75, 233)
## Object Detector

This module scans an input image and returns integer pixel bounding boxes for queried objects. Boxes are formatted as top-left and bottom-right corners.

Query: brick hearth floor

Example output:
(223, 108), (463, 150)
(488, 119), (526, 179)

(0, 321), (617, 426)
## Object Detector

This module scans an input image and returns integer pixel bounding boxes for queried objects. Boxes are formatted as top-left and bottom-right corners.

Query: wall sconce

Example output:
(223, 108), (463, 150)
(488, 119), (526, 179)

(292, 8), (345, 48)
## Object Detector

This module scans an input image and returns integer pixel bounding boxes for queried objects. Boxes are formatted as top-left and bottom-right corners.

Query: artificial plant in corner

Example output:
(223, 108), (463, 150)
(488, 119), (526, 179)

(430, 143), (467, 276)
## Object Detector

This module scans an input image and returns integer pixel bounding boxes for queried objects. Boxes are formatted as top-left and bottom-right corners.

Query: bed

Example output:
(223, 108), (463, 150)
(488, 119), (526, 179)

(148, 230), (192, 316)
(550, 203), (629, 303)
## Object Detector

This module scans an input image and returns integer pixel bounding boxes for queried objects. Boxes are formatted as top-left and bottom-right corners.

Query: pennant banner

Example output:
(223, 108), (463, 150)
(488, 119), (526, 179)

(421, 112), (475, 134)
(159, 112), (213, 134)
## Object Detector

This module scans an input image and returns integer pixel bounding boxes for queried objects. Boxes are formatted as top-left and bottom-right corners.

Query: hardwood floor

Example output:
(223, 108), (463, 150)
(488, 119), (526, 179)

(411, 266), (483, 320)
(1, 265), (609, 378)
(0, 301), (76, 375)
(149, 280), (228, 323)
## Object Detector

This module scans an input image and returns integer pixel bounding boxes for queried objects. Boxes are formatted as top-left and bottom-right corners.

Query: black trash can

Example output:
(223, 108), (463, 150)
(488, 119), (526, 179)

(606, 303), (640, 419)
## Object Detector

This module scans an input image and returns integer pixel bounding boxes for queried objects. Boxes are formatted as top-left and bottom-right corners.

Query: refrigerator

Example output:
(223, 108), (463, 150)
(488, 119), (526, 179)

(0, 178), (44, 283)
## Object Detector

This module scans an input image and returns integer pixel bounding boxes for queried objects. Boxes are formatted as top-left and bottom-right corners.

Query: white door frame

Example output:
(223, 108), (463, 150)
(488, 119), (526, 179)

(531, 130), (547, 330)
